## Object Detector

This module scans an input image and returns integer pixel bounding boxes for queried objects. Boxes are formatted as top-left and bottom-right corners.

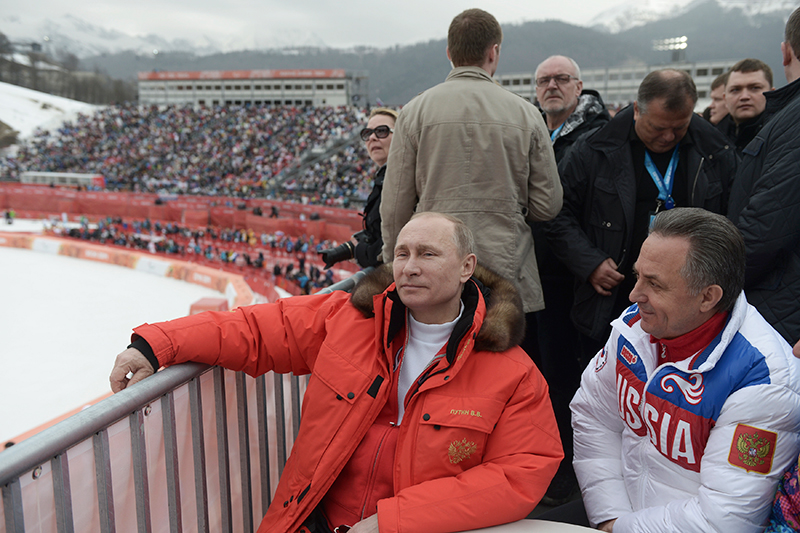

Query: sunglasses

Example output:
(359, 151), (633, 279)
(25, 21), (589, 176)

(360, 125), (394, 141)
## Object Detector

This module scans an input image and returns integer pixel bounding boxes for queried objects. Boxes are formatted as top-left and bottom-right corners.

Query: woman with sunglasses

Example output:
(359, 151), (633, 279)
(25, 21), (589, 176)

(353, 107), (398, 268)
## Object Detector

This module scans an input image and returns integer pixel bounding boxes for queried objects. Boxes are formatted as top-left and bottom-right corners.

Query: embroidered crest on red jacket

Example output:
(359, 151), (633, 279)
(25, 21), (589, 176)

(449, 438), (477, 464)
(728, 424), (777, 474)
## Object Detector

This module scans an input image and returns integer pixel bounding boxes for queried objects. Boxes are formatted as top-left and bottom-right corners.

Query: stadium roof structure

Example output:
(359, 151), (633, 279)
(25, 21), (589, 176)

(137, 69), (347, 81)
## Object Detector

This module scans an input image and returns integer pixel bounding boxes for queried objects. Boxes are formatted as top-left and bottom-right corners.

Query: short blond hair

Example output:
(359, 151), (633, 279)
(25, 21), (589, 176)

(368, 107), (398, 122)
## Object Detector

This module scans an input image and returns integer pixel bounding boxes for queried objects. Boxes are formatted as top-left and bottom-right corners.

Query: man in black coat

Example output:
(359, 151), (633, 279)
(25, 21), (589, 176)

(545, 69), (736, 350)
(728, 7), (800, 345)
(530, 55), (610, 505)
(716, 58), (774, 154)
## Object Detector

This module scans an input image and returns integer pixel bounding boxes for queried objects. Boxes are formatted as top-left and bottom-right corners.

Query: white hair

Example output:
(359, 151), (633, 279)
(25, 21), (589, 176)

(535, 55), (581, 81)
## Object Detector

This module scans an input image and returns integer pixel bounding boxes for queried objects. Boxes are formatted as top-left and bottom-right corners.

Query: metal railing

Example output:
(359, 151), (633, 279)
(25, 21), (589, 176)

(0, 268), (372, 533)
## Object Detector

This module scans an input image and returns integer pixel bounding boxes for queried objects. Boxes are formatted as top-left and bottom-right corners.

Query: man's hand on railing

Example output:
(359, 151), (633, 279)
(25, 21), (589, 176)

(109, 348), (155, 393)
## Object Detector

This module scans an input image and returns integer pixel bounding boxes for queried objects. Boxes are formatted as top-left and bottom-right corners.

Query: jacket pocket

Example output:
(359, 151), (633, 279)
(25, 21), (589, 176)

(410, 394), (505, 480)
(586, 177), (625, 263)
(291, 350), (373, 477)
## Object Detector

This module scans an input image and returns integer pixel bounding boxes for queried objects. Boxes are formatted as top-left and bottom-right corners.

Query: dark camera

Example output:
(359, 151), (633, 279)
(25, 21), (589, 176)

(318, 231), (366, 269)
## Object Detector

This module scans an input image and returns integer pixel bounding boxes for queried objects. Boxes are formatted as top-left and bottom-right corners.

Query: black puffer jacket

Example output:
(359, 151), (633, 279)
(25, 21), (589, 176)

(534, 90), (610, 279)
(354, 165), (385, 268)
(545, 105), (736, 340)
(728, 77), (800, 344)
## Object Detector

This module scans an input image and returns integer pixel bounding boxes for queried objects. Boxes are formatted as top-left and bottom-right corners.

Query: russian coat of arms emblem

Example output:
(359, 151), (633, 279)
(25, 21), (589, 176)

(448, 438), (477, 464)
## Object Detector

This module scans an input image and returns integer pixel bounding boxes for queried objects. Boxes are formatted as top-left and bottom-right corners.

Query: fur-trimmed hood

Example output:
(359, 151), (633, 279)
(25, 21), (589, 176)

(350, 263), (525, 353)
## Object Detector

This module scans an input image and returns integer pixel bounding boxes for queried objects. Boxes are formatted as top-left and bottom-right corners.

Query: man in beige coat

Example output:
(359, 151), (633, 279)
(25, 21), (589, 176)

(380, 8), (562, 323)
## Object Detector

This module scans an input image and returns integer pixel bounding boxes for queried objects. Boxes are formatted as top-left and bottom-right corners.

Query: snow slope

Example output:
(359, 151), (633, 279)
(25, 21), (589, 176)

(0, 221), (225, 443)
(0, 80), (98, 141)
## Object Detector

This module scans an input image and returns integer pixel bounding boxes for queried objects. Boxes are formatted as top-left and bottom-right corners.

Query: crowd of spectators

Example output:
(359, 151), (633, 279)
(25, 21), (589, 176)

(48, 216), (339, 294)
(281, 142), (373, 207)
(6, 104), (375, 204)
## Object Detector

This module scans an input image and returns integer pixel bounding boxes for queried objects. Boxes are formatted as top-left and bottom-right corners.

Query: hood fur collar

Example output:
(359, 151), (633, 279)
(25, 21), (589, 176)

(350, 264), (525, 353)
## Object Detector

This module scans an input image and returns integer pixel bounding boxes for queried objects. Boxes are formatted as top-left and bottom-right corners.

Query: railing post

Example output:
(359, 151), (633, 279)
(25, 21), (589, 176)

(256, 374), (271, 513)
(2, 478), (24, 533)
(214, 367), (233, 533)
(236, 373), (254, 533)
(290, 375), (302, 440)
(93, 429), (116, 533)
(52, 452), (75, 533)
(273, 373), (287, 477)
(162, 392), (183, 533)
(130, 409), (152, 533)
(189, 377), (210, 532)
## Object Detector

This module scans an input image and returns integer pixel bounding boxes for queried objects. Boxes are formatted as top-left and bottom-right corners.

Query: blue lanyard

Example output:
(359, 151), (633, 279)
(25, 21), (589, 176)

(644, 144), (679, 210)
(550, 123), (564, 143)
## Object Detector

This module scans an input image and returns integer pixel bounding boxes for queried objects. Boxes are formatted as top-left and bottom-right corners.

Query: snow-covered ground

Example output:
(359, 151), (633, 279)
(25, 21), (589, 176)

(0, 220), (227, 443)
(0, 80), (98, 142)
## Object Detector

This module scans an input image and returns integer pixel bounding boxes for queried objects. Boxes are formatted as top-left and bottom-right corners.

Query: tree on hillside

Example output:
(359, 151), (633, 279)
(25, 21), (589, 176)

(0, 32), (12, 57)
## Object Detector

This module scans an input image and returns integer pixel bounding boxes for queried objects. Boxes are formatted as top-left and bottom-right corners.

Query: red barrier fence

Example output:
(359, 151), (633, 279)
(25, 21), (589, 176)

(0, 183), (362, 243)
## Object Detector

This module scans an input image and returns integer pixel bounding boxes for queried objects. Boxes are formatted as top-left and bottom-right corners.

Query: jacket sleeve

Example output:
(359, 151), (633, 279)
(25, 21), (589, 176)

(543, 139), (611, 282)
(380, 111), (418, 263)
(131, 291), (353, 377)
(526, 115), (563, 222)
(613, 381), (800, 533)
(377, 360), (563, 533)
(570, 333), (634, 527)
(728, 127), (800, 286)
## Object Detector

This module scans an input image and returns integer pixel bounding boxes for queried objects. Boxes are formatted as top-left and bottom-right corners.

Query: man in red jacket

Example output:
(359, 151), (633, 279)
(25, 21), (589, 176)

(110, 212), (562, 533)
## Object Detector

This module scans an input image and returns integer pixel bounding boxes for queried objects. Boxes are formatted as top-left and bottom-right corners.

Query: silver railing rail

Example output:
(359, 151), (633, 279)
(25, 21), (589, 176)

(0, 267), (372, 532)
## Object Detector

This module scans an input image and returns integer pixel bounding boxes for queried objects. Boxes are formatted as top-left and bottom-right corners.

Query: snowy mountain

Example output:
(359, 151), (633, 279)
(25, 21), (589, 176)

(590, 0), (797, 33)
(3, 1), (796, 59)
(0, 13), (328, 59)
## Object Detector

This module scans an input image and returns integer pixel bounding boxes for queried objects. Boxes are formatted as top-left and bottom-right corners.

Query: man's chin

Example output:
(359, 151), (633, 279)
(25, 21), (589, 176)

(638, 313), (656, 333)
(543, 102), (566, 114)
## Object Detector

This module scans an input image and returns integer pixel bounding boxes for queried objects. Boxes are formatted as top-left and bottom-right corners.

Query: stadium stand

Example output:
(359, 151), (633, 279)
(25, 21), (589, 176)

(4, 104), (378, 206)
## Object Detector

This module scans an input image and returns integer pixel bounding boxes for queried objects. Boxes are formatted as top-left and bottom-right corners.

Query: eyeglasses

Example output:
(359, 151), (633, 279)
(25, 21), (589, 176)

(360, 125), (394, 141)
(535, 75), (579, 88)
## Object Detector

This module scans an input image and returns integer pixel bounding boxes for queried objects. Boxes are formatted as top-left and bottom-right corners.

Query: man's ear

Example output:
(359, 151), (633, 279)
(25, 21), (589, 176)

(783, 41), (793, 67)
(446, 47), (451, 62)
(699, 285), (724, 313)
(461, 254), (477, 282)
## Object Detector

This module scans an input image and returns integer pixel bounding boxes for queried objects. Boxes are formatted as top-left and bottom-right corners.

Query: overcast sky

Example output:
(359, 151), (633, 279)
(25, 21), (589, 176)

(3, 0), (638, 50)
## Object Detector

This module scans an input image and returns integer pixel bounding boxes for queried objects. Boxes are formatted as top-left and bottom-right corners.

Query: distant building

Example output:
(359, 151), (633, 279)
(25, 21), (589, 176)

(497, 59), (738, 110)
(137, 69), (368, 107)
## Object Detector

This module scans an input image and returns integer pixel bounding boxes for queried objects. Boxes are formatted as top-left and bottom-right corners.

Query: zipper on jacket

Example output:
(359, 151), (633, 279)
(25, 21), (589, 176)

(405, 336), (472, 406)
(404, 354), (446, 410)
(359, 423), (394, 521)
(691, 157), (705, 204)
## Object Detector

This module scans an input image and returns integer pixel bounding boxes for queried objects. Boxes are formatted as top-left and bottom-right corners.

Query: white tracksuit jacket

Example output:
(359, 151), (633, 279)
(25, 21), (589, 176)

(572, 292), (800, 532)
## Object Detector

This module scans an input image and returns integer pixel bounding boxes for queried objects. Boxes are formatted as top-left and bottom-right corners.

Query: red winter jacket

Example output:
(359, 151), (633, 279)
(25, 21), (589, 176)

(133, 265), (562, 533)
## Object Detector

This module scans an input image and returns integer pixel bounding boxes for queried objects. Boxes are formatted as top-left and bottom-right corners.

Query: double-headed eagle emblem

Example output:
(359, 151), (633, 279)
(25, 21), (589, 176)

(736, 432), (771, 468)
(449, 438), (478, 464)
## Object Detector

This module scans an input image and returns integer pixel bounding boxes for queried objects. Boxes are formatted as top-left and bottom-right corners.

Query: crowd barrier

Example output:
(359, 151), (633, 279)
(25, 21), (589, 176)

(0, 183), (361, 244)
(0, 267), (372, 533)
